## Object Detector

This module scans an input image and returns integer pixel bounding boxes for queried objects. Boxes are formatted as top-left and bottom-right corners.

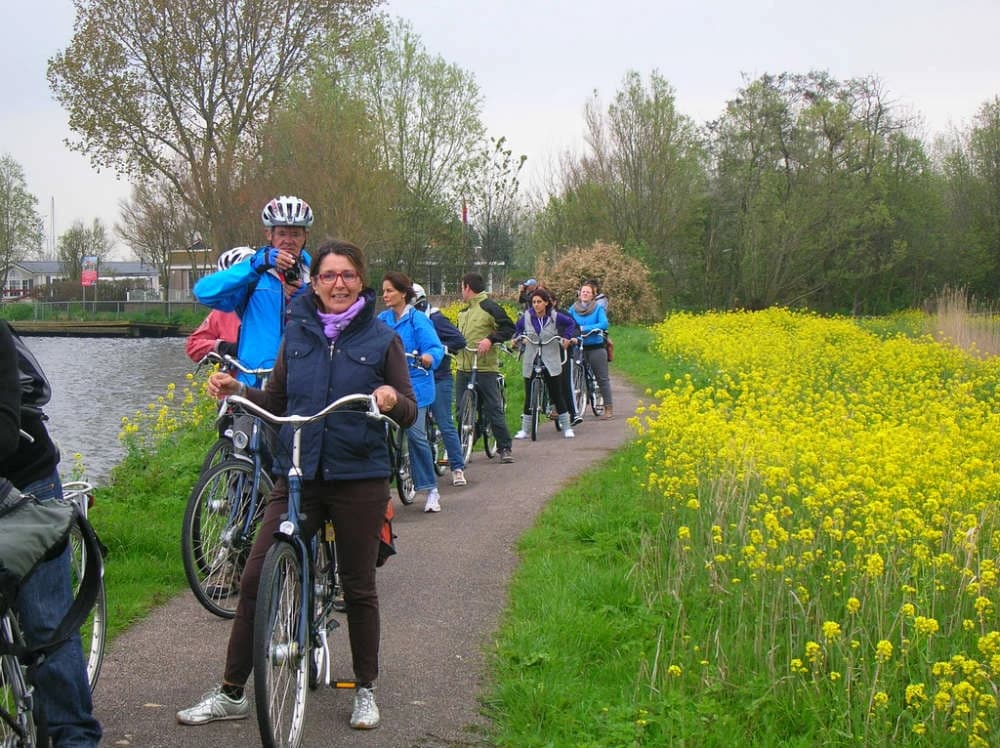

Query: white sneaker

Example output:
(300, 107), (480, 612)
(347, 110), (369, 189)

(350, 686), (380, 729)
(176, 686), (249, 725)
(423, 489), (441, 513)
(564, 427), (575, 438)
(451, 469), (467, 486)
(513, 429), (528, 439)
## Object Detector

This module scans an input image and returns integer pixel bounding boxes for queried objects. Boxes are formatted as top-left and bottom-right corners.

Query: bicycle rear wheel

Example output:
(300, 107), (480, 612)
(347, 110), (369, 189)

(254, 541), (308, 748)
(458, 390), (477, 463)
(0, 616), (38, 746)
(69, 524), (106, 692)
(589, 370), (606, 416)
(182, 459), (272, 618)
(427, 413), (447, 476)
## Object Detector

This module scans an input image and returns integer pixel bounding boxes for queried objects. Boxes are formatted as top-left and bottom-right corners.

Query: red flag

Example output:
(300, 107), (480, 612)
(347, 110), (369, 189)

(461, 198), (468, 225)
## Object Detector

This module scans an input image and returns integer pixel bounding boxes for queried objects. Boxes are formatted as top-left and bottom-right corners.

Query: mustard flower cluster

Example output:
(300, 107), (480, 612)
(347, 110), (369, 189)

(632, 308), (1000, 745)
(119, 372), (217, 454)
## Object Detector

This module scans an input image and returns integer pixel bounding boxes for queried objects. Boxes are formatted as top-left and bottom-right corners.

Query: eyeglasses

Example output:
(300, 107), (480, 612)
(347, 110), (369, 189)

(315, 270), (360, 285)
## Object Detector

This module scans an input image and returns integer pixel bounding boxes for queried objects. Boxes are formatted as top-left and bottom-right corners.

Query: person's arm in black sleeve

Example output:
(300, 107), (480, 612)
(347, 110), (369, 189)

(431, 311), (466, 353)
(481, 299), (515, 343)
(0, 323), (23, 461)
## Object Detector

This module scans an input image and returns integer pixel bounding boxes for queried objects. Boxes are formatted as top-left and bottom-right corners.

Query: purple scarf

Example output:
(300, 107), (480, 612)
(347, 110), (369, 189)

(317, 296), (366, 343)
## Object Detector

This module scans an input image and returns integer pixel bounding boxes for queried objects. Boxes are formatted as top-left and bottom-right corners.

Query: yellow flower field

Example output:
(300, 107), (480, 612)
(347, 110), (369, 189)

(632, 309), (1000, 746)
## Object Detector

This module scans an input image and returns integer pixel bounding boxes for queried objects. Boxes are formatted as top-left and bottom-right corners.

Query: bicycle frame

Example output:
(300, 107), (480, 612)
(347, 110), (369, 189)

(228, 395), (400, 688)
(514, 334), (566, 440)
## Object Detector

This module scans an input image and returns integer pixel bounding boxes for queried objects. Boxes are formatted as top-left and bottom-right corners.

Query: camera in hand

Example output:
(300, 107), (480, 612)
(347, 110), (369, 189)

(283, 260), (301, 284)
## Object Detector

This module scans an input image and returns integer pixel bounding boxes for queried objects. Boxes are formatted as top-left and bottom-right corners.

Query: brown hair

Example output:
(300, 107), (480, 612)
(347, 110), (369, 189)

(310, 238), (366, 285)
(381, 270), (414, 302)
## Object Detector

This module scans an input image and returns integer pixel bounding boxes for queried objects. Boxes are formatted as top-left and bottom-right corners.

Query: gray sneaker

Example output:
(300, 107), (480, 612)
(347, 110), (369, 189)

(499, 449), (515, 464)
(350, 686), (380, 730)
(176, 686), (249, 725)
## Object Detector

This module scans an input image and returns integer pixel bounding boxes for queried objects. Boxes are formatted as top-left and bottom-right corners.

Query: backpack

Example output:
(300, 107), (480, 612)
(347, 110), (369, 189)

(5, 322), (52, 417)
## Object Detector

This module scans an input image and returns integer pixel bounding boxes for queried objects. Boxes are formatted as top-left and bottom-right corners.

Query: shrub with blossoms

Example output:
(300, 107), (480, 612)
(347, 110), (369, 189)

(632, 308), (1000, 746)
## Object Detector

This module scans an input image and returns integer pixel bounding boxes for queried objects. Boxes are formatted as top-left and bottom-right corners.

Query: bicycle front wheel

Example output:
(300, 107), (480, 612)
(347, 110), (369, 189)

(182, 459), (272, 618)
(458, 390), (477, 464)
(530, 377), (543, 441)
(254, 541), (308, 748)
(392, 431), (416, 505)
(572, 361), (587, 417)
(199, 436), (233, 476)
(69, 524), (106, 692)
(0, 616), (38, 746)
(589, 371), (606, 416)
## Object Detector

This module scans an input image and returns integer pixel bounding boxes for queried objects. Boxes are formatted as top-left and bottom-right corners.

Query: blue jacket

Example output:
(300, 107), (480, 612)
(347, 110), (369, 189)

(567, 303), (609, 347)
(425, 308), (465, 382)
(276, 289), (407, 481)
(193, 248), (312, 384)
(377, 306), (444, 408)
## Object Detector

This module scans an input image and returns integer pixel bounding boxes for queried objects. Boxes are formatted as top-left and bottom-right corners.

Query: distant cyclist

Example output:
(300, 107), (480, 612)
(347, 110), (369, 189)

(412, 282), (468, 487)
(567, 281), (613, 420)
(193, 195), (314, 385)
(513, 287), (578, 439)
(184, 247), (254, 364)
(378, 272), (446, 513)
(456, 273), (516, 463)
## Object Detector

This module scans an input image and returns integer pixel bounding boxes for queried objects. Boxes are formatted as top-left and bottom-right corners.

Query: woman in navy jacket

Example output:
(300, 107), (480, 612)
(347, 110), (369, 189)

(178, 239), (417, 732)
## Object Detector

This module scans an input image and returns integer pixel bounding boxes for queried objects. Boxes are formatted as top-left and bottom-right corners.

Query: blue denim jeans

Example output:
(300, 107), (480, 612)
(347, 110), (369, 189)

(16, 471), (102, 748)
(407, 405), (438, 492)
(430, 375), (465, 472)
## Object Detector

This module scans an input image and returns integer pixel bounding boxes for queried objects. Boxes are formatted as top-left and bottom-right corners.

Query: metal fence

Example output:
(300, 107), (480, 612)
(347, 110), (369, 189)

(2, 300), (206, 320)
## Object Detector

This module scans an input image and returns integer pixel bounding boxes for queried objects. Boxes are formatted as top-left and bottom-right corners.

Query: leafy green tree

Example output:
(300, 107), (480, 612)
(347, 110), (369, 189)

(58, 219), (112, 281)
(339, 17), (485, 275)
(0, 154), (44, 291)
(968, 96), (1000, 289)
(47, 0), (378, 253)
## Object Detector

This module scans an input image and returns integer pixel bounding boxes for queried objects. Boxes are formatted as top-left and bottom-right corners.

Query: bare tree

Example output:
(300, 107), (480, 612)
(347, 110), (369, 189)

(117, 176), (202, 299)
(463, 136), (527, 268)
(47, 0), (378, 252)
(58, 219), (113, 281)
(0, 154), (44, 291)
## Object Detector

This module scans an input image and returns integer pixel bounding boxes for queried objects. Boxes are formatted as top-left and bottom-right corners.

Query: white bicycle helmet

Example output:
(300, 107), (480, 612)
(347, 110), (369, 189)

(411, 282), (427, 305)
(217, 246), (254, 270)
(261, 195), (314, 228)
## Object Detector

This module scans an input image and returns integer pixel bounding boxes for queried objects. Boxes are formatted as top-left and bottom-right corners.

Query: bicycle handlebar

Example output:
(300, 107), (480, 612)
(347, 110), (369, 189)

(404, 351), (432, 375)
(198, 351), (274, 379)
(224, 393), (399, 431)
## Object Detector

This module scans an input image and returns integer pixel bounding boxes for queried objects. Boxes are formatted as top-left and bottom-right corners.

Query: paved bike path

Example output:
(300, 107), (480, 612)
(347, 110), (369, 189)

(93, 376), (640, 747)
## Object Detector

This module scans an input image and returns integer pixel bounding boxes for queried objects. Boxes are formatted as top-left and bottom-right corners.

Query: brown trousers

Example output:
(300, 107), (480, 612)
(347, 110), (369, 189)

(224, 477), (389, 686)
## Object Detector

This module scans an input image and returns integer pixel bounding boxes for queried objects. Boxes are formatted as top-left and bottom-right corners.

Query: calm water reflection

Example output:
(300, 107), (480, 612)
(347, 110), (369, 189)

(27, 337), (194, 485)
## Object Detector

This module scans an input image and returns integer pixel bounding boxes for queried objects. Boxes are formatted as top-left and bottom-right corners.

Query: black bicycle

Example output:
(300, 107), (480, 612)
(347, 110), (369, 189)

(182, 356), (274, 618)
(456, 347), (508, 462)
(513, 334), (565, 441)
(570, 330), (606, 418)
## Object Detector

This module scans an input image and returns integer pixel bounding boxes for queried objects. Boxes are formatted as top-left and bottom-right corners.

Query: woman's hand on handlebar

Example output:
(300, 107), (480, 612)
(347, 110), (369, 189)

(372, 385), (400, 413)
(208, 371), (241, 399)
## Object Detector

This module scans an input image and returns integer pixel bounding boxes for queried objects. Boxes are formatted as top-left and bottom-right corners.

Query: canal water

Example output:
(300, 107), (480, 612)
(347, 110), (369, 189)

(27, 337), (195, 485)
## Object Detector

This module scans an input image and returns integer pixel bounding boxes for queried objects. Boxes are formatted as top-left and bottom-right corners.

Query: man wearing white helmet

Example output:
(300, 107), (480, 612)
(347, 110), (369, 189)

(193, 196), (314, 385)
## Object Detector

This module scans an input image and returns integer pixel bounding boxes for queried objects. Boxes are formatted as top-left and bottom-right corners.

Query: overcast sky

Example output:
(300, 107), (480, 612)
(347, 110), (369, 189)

(3, 0), (998, 258)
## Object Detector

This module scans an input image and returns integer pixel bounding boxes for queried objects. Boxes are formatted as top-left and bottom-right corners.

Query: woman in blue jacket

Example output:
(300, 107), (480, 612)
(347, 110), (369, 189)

(378, 272), (446, 512)
(178, 239), (417, 732)
(567, 281), (613, 419)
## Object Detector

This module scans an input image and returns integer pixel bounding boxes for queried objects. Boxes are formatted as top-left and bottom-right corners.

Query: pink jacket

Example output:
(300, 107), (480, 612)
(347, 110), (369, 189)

(185, 309), (242, 364)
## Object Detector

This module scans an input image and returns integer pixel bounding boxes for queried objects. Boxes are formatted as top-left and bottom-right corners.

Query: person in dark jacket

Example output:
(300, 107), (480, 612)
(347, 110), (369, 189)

(177, 239), (417, 732)
(1, 322), (102, 747)
(412, 282), (468, 486)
